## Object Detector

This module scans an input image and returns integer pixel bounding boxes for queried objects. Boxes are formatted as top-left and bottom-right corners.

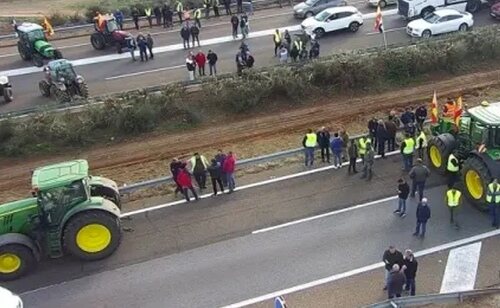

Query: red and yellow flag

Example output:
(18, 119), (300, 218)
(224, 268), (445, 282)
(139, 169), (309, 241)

(454, 96), (463, 126)
(374, 5), (384, 33)
(430, 91), (438, 123)
(42, 17), (54, 36)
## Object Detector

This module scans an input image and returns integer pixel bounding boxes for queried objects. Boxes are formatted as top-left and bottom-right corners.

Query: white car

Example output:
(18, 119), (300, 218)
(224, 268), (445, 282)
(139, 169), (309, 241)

(301, 6), (364, 38)
(0, 286), (23, 308)
(406, 9), (473, 38)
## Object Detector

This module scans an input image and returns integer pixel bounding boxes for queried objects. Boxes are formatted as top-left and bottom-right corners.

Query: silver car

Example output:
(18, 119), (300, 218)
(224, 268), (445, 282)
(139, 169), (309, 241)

(367, 0), (396, 7)
(293, 0), (347, 19)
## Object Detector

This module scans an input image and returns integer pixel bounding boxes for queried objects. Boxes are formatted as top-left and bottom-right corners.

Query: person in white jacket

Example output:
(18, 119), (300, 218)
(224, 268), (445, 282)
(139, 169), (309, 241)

(189, 152), (210, 190)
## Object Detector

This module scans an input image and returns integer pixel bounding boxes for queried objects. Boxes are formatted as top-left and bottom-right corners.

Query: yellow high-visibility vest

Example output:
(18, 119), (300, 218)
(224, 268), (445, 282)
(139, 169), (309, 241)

(358, 138), (367, 155)
(176, 1), (183, 12)
(447, 154), (459, 172)
(402, 138), (415, 154)
(294, 40), (303, 50)
(305, 133), (317, 147)
(416, 132), (427, 149)
(486, 183), (500, 203)
(145, 8), (152, 16)
(194, 9), (202, 19)
(446, 189), (462, 207)
(274, 32), (282, 43)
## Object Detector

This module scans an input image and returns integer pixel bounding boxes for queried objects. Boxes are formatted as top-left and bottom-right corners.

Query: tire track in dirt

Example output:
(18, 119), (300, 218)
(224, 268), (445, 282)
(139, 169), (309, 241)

(1, 70), (500, 202)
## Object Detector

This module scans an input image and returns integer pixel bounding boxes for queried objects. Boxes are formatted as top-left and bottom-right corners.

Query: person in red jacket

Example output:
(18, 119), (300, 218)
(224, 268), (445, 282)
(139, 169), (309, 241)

(222, 151), (236, 193)
(176, 165), (199, 202)
(194, 50), (206, 76)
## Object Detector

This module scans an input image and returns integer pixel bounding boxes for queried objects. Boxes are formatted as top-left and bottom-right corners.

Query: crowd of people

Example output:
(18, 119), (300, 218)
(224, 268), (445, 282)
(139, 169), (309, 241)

(169, 150), (237, 201)
(125, 33), (155, 62)
(185, 49), (219, 80)
(274, 29), (320, 64)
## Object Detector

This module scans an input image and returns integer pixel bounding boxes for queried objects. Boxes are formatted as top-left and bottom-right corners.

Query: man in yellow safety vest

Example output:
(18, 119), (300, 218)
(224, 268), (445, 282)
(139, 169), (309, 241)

(446, 186), (462, 229)
(194, 7), (202, 28)
(358, 136), (367, 164)
(176, 0), (184, 23)
(401, 134), (415, 171)
(415, 129), (427, 160)
(487, 178), (500, 228)
(302, 128), (317, 167)
(273, 29), (282, 57)
(145, 7), (153, 28)
(446, 152), (460, 187)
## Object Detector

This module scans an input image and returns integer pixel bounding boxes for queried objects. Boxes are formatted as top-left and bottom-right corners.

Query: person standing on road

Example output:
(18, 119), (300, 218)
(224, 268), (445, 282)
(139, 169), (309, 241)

(131, 7), (140, 30)
(376, 120), (387, 159)
(194, 7), (203, 28)
(402, 249), (418, 296)
(240, 13), (248, 39)
(387, 264), (406, 299)
(303, 129), (317, 167)
(145, 7), (153, 28)
(181, 24), (191, 49)
(223, 0), (232, 15)
(186, 52), (196, 80)
(136, 33), (148, 62)
(190, 152), (210, 190)
(446, 152), (460, 187)
(309, 39), (320, 59)
(415, 129), (427, 160)
(177, 165), (199, 202)
(203, 0), (212, 18)
(191, 24), (201, 47)
(317, 126), (330, 163)
(213, 0), (220, 17)
(347, 139), (358, 174)
(284, 30), (292, 50)
(446, 186), (462, 229)
(125, 36), (137, 61)
(175, 0), (184, 23)
(170, 158), (184, 197)
(163, 4), (174, 28)
(368, 117), (378, 150)
(223, 151), (236, 193)
(401, 134), (415, 171)
(114, 9), (124, 30)
(273, 29), (282, 57)
(415, 105), (427, 131)
(487, 178), (500, 228)
(207, 159), (225, 196)
(207, 49), (218, 75)
(154, 5), (162, 26)
(146, 33), (154, 59)
(385, 118), (397, 152)
(278, 45), (288, 64)
(231, 14), (239, 38)
(195, 50), (206, 76)
(401, 107), (416, 132)
(358, 136), (367, 165)
(330, 132), (343, 169)
(383, 246), (404, 291)
(361, 140), (374, 180)
(409, 158), (430, 201)
(340, 129), (349, 162)
(215, 149), (227, 186)
(414, 198), (431, 237)
(235, 50), (245, 75)
(237, 0), (243, 13)
(394, 178), (410, 218)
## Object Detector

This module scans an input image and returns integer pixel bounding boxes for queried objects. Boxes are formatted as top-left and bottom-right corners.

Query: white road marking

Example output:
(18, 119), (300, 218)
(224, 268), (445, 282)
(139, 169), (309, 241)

(105, 65), (185, 80)
(440, 242), (482, 293)
(121, 150), (399, 218)
(222, 230), (500, 308)
(0, 53), (18, 59)
(365, 27), (406, 36)
(253, 195), (397, 234)
(0, 9), (398, 78)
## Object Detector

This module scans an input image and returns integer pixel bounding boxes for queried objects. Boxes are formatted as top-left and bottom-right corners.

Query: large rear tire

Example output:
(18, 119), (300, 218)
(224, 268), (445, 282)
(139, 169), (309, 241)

(51, 85), (70, 103)
(90, 32), (106, 50)
(78, 82), (89, 98)
(17, 41), (31, 61)
(2, 87), (13, 103)
(462, 156), (491, 211)
(32, 54), (44, 67)
(63, 211), (121, 261)
(0, 244), (36, 281)
(466, 0), (481, 13)
(427, 133), (456, 174)
(53, 49), (63, 60)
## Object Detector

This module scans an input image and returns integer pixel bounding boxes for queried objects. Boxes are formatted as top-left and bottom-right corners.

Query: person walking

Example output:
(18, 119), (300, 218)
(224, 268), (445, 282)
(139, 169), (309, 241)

(415, 105), (427, 131)
(402, 249), (418, 296)
(175, 0), (184, 23)
(191, 24), (201, 47)
(487, 178), (500, 228)
(223, 0), (232, 15)
(231, 14), (239, 38)
(215, 149), (227, 186)
(361, 140), (374, 180)
(414, 198), (431, 237)
(385, 118), (397, 152)
(170, 158), (184, 197)
(446, 186), (462, 229)
(146, 34), (154, 59)
(207, 159), (225, 196)
(330, 132), (343, 169)
(125, 36), (137, 61)
(240, 14), (248, 39)
(131, 7), (140, 30)
(415, 129), (427, 160)
(207, 49), (218, 75)
(317, 127), (330, 163)
(136, 33), (148, 62)
(394, 178), (410, 217)
(189, 152), (209, 190)
(446, 152), (460, 187)
(376, 120), (387, 159)
(186, 52), (196, 80)
(154, 5), (162, 26)
(302, 129), (317, 167)
(273, 29), (282, 57)
(387, 264), (406, 299)
(409, 158), (430, 201)
(382, 246), (404, 290)
(223, 151), (236, 193)
(401, 134), (415, 171)
(193, 7), (202, 28)
(181, 25), (191, 49)
(347, 139), (358, 174)
(177, 165), (199, 202)
(213, 0), (220, 17)
(194, 50), (206, 76)
(113, 9), (124, 30)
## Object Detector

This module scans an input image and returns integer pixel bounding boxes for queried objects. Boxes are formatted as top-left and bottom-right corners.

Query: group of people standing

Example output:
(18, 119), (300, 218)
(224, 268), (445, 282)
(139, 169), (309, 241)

(125, 33), (155, 62)
(273, 29), (320, 64)
(170, 150), (237, 201)
(186, 49), (219, 80)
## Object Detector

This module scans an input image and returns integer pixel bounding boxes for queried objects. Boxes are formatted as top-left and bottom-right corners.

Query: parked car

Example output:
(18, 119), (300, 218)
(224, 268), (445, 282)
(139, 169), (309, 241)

(301, 6), (364, 38)
(490, 1), (500, 19)
(406, 9), (473, 38)
(0, 286), (23, 308)
(293, 0), (347, 19)
(367, 0), (396, 7)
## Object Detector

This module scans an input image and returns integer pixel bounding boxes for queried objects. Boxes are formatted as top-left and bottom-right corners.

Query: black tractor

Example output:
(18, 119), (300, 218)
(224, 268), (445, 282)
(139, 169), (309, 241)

(38, 59), (89, 103)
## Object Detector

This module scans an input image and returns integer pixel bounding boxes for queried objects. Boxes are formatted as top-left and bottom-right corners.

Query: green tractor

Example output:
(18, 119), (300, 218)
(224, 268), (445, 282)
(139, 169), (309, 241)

(14, 22), (63, 67)
(427, 101), (500, 210)
(0, 160), (122, 281)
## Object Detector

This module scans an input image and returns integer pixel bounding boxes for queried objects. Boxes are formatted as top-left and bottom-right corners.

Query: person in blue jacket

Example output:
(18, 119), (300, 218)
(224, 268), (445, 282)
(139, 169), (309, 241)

(330, 132), (344, 169)
(114, 9), (124, 30)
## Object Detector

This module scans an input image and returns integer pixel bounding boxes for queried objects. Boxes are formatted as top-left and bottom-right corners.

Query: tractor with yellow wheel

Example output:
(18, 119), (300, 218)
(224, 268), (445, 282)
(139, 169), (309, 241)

(0, 160), (122, 281)
(427, 101), (500, 211)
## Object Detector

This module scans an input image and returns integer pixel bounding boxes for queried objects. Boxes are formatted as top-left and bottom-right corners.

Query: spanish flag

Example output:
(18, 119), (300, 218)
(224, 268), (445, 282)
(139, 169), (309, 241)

(430, 91), (438, 123)
(374, 4), (384, 33)
(454, 96), (463, 126)
(42, 17), (54, 36)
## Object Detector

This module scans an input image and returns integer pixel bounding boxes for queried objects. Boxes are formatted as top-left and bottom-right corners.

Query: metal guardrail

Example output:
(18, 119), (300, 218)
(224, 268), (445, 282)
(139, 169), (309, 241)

(365, 288), (500, 307)
(0, 0), (282, 41)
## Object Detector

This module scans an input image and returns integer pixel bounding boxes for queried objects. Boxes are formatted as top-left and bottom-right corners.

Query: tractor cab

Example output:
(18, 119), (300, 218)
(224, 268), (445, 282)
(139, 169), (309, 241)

(15, 23), (46, 44)
(45, 59), (77, 84)
(91, 15), (129, 52)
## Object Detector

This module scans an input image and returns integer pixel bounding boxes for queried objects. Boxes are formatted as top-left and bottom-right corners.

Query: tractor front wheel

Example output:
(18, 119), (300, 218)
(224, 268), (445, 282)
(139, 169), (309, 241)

(90, 33), (106, 50)
(0, 244), (36, 281)
(51, 85), (70, 103)
(78, 82), (89, 98)
(427, 134), (455, 175)
(63, 211), (121, 261)
(32, 54), (44, 67)
(53, 49), (63, 60)
(462, 156), (491, 211)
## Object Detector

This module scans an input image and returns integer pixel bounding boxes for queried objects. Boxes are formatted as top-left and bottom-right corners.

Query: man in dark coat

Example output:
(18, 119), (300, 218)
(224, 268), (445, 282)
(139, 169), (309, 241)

(207, 159), (225, 196)
(131, 7), (140, 30)
(403, 249), (418, 296)
(190, 24), (201, 47)
(180, 25), (191, 49)
(388, 264), (406, 299)
(414, 198), (431, 237)
(385, 119), (397, 152)
(215, 149), (227, 187)
(368, 118), (378, 149)
(415, 105), (427, 130)
(317, 127), (331, 163)
(154, 5), (162, 25)
(162, 4), (173, 28)
(170, 158), (183, 196)
(223, 0), (232, 15)
(347, 139), (358, 174)
(231, 14), (239, 39)
(383, 246), (404, 290)
(376, 120), (387, 158)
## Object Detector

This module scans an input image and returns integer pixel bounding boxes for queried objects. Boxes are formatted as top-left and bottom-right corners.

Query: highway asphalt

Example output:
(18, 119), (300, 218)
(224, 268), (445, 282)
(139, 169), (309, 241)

(1, 6), (498, 114)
